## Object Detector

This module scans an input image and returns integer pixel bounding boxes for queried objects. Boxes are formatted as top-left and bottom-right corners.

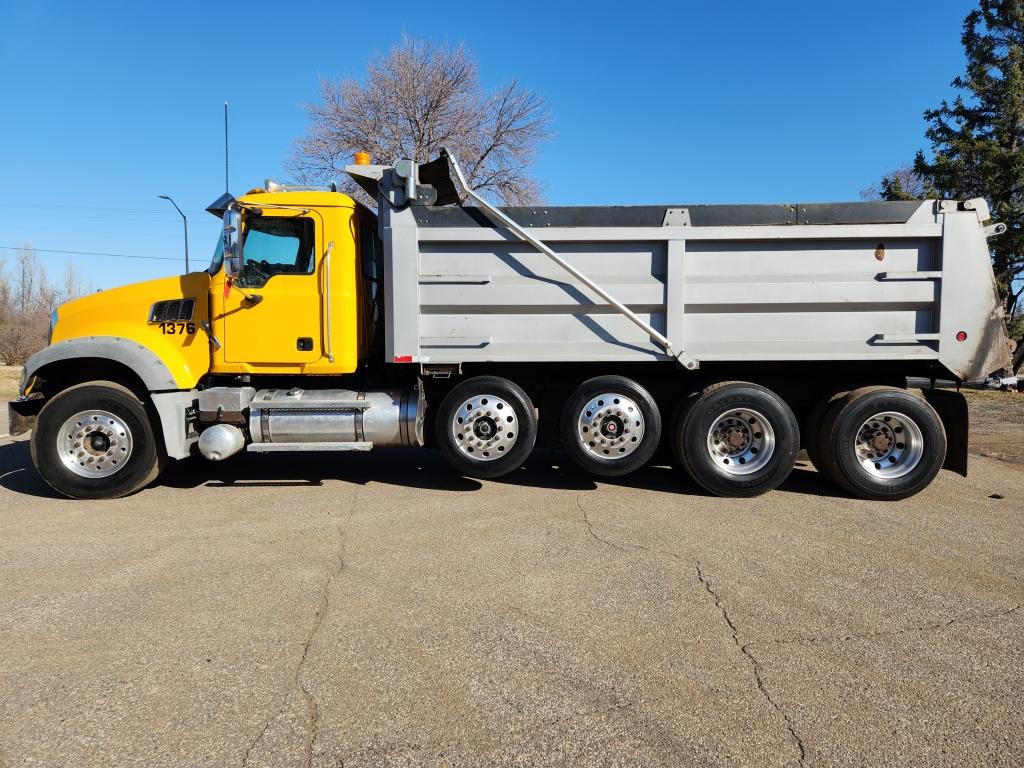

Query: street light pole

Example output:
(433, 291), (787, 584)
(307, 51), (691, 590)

(158, 195), (190, 272)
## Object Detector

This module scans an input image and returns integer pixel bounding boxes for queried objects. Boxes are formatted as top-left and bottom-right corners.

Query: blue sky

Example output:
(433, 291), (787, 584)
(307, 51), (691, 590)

(0, 0), (971, 289)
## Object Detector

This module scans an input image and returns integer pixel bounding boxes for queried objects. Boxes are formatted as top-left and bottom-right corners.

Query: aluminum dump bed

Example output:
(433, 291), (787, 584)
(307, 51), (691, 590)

(351, 153), (1012, 381)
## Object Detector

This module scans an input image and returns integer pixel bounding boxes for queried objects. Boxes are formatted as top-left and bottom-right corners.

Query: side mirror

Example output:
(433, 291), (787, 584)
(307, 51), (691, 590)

(223, 206), (242, 278)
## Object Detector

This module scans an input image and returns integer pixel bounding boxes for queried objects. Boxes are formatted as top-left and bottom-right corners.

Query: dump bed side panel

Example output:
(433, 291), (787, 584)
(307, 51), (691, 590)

(418, 241), (668, 361)
(682, 238), (939, 362)
(378, 200), (1009, 379)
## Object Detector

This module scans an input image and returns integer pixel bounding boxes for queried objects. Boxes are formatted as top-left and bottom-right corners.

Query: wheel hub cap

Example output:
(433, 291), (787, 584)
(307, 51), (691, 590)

(451, 395), (518, 462)
(706, 408), (775, 476)
(855, 411), (924, 479)
(576, 393), (645, 459)
(58, 409), (134, 478)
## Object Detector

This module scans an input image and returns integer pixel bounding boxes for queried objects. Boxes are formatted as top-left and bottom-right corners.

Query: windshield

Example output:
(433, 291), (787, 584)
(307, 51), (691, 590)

(208, 234), (224, 274)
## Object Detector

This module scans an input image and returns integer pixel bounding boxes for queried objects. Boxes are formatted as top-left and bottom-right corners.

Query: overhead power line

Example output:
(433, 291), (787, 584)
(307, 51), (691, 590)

(0, 245), (181, 262)
(0, 210), (221, 224)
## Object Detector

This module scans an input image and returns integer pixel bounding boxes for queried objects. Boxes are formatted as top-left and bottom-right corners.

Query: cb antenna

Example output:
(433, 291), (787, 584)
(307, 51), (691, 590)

(224, 101), (230, 193)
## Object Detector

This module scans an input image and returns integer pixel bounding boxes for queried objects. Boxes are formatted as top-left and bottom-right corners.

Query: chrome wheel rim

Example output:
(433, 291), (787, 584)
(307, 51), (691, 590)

(706, 408), (775, 475)
(451, 394), (518, 462)
(855, 411), (924, 479)
(576, 392), (645, 459)
(58, 409), (133, 478)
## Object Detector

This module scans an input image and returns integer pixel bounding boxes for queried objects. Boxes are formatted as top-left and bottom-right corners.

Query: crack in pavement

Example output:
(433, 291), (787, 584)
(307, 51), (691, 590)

(578, 498), (1024, 767)
(762, 603), (1022, 647)
(577, 495), (631, 552)
(576, 494), (684, 563)
(696, 561), (807, 768)
(242, 492), (352, 768)
(298, 541), (343, 768)
(577, 495), (805, 766)
(241, 537), (344, 768)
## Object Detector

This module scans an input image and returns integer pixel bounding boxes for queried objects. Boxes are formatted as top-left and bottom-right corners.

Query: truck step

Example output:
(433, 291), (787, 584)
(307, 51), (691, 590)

(247, 442), (374, 453)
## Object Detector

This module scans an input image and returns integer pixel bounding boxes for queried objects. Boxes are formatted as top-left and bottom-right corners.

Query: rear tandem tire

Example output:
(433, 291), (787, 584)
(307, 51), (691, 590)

(435, 376), (538, 479)
(674, 381), (800, 498)
(816, 386), (946, 501)
(804, 389), (849, 473)
(30, 381), (165, 499)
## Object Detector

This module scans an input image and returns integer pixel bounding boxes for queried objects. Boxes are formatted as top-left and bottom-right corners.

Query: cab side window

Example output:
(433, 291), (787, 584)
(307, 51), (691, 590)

(239, 216), (316, 287)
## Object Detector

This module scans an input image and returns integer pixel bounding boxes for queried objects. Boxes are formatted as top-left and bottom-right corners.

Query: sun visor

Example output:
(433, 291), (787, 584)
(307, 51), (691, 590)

(205, 192), (236, 219)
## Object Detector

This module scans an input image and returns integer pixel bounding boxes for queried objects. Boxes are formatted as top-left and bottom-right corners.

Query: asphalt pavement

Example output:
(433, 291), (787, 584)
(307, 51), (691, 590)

(0, 437), (1021, 767)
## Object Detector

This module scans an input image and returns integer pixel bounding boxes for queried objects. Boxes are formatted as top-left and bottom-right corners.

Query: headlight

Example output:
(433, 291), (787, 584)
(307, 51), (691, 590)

(48, 309), (58, 345)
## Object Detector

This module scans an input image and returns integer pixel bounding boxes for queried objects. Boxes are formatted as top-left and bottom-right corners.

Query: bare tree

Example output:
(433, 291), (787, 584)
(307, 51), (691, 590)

(860, 165), (934, 201)
(0, 244), (89, 365)
(289, 36), (552, 205)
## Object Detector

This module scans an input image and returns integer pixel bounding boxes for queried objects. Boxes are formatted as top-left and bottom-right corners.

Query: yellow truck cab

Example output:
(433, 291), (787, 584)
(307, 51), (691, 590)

(13, 185), (392, 498)
(8, 150), (1013, 502)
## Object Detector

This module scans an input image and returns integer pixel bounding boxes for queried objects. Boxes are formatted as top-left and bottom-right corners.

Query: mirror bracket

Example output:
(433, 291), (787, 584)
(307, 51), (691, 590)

(222, 204), (243, 278)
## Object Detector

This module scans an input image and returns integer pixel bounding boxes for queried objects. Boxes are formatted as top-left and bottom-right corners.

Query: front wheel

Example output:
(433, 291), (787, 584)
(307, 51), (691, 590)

(435, 376), (538, 479)
(30, 381), (165, 499)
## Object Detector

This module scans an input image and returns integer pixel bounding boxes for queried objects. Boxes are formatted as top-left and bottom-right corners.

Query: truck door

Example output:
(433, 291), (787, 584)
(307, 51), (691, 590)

(223, 212), (323, 365)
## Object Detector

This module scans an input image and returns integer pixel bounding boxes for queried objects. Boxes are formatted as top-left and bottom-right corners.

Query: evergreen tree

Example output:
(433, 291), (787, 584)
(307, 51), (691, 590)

(912, 1), (1024, 370)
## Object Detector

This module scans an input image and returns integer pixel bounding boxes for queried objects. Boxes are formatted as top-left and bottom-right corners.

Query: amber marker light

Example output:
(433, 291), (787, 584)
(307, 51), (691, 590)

(354, 151), (371, 165)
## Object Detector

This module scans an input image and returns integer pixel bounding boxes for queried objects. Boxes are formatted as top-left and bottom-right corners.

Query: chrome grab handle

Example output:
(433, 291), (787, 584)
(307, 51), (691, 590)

(323, 240), (335, 363)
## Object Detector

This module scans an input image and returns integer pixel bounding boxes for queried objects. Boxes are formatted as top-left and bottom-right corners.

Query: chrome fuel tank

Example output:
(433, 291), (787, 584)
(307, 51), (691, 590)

(248, 388), (424, 447)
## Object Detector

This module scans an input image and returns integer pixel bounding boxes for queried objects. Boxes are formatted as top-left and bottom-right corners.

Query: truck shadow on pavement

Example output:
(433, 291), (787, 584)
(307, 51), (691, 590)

(0, 439), (849, 500)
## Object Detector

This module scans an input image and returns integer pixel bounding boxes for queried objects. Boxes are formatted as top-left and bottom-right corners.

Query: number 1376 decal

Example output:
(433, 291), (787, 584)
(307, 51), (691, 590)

(158, 322), (196, 335)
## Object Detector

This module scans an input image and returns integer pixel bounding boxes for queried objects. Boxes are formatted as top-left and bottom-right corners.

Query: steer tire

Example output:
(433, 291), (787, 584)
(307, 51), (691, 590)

(435, 376), (538, 479)
(30, 381), (165, 499)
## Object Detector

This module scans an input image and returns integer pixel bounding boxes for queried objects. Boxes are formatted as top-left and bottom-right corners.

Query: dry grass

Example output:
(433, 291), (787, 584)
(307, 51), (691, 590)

(963, 389), (1024, 465)
(0, 366), (21, 403)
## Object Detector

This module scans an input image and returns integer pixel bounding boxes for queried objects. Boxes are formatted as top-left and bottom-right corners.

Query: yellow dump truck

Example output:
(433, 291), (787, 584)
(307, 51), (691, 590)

(8, 150), (1013, 500)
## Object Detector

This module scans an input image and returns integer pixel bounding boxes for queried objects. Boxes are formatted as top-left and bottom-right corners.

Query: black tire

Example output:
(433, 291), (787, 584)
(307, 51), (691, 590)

(435, 376), (538, 479)
(560, 376), (661, 477)
(30, 381), (166, 499)
(668, 390), (700, 472)
(674, 381), (800, 497)
(817, 387), (946, 501)
(804, 389), (849, 473)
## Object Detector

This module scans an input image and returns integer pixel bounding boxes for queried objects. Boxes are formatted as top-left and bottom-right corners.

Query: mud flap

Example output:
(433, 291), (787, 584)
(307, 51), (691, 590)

(7, 395), (43, 437)
(922, 388), (968, 476)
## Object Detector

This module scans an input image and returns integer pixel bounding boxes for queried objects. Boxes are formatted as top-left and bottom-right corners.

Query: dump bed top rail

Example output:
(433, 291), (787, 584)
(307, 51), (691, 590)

(415, 201), (927, 229)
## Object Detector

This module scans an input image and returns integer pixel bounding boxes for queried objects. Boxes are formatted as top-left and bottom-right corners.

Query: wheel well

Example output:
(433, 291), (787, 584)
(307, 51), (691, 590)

(27, 360), (169, 454)
(31, 358), (150, 403)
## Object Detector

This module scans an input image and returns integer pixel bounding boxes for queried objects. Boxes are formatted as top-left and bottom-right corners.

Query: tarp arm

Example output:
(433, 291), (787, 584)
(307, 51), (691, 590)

(440, 148), (676, 357)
